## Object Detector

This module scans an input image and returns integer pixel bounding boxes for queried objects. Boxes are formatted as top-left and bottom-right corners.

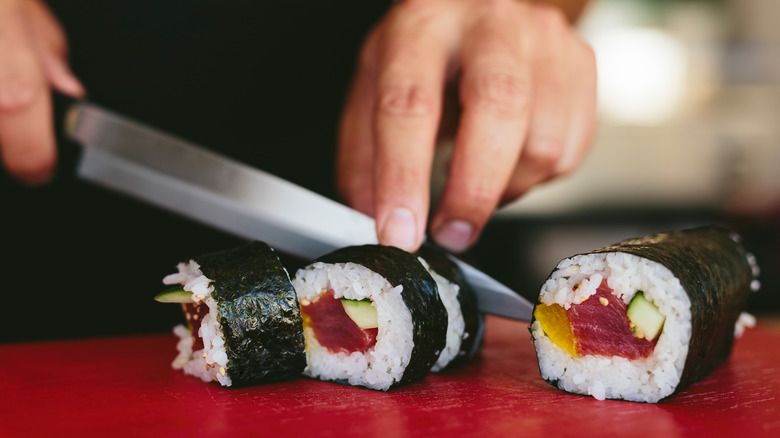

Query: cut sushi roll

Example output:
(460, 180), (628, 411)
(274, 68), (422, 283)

(416, 245), (485, 372)
(292, 245), (448, 391)
(158, 241), (306, 387)
(530, 226), (759, 403)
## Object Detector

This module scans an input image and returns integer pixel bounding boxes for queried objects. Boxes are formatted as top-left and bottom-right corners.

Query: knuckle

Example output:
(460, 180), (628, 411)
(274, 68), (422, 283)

(459, 179), (502, 211)
(377, 82), (437, 118)
(382, 164), (427, 190)
(525, 136), (565, 169)
(555, 156), (579, 177)
(0, 77), (40, 114)
(470, 71), (530, 116)
(532, 4), (568, 35)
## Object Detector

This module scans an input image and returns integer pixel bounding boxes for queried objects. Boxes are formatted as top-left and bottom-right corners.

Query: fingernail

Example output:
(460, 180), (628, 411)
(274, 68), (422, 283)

(380, 207), (417, 251)
(433, 220), (474, 253)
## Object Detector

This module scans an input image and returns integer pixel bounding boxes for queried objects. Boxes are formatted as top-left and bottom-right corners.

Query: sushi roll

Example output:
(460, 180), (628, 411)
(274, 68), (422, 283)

(416, 245), (485, 372)
(530, 226), (759, 403)
(292, 244), (448, 391)
(157, 241), (306, 387)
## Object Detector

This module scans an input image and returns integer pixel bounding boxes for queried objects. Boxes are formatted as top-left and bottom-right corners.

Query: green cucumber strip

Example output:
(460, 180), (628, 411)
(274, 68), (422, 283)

(626, 291), (666, 341)
(154, 286), (192, 303)
(340, 298), (378, 329)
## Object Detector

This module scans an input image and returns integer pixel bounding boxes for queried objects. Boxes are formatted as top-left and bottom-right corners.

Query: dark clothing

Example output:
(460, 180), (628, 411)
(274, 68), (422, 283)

(2, 1), (391, 342)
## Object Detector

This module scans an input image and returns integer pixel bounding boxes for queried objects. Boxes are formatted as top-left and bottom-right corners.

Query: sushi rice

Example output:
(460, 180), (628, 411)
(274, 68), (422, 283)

(531, 252), (692, 403)
(418, 257), (466, 372)
(165, 260), (232, 387)
(293, 262), (415, 391)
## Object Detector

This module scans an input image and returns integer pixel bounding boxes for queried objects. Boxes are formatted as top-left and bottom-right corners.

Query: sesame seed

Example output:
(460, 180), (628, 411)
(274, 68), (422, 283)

(185, 313), (191, 320)
(205, 364), (211, 371)
(218, 366), (226, 377)
(211, 375), (218, 382)
(202, 352), (208, 359)
(599, 297), (609, 306)
(195, 294), (206, 300)
(629, 322), (636, 329)
(580, 296), (588, 303)
(192, 314), (199, 321)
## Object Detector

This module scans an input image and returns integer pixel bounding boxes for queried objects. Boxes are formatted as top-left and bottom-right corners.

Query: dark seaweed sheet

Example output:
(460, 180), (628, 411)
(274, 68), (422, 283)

(417, 244), (485, 369)
(197, 241), (306, 387)
(587, 225), (755, 398)
(537, 225), (756, 401)
(316, 245), (448, 388)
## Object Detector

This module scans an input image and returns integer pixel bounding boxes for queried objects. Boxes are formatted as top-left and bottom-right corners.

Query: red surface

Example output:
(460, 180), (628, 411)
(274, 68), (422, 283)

(2, 316), (780, 437)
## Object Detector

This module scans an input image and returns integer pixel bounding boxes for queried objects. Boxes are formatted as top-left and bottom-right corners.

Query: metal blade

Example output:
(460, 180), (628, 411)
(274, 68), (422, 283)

(448, 256), (533, 321)
(66, 101), (534, 321)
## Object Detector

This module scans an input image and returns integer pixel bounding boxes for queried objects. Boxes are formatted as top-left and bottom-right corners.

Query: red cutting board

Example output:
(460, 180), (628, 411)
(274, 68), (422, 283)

(2, 316), (779, 437)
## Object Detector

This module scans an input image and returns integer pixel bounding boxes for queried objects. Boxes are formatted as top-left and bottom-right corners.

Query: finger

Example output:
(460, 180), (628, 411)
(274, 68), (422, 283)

(373, 13), (451, 252)
(0, 1), (56, 185)
(502, 7), (570, 202)
(431, 20), (531, 252)
(26, 0), (84, 97)
(556, 38), (597, 176)
(337, 37), (379, 217)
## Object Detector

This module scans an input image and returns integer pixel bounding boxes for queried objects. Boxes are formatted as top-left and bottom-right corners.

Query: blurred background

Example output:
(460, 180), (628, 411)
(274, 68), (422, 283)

(469, 0), (780, 315)
(2, 0), (777, 342)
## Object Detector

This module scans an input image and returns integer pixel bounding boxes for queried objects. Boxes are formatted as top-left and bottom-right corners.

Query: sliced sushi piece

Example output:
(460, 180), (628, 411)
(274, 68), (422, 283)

(158, 241), (306, 387)
(416, 245), (485, 372)
(292, 244), (448, 391)
(530, 226), (759, 403)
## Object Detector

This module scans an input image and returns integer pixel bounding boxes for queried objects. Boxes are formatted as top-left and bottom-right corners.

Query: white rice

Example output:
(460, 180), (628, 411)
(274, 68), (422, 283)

(292, 262), (415, 391)
(164, 260), (232, 387)
(418, 258), (464, 372)
(531, 252), (692, 403)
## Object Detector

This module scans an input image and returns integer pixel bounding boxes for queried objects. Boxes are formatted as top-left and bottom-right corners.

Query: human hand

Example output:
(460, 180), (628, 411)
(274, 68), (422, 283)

(0, 0), (85, 186)
(337, 0), (596, 253)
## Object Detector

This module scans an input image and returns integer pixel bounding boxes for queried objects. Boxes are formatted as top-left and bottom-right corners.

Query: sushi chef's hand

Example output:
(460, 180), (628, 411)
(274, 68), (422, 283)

(338, 0), (596, 253)
(0, 0), (85, 186)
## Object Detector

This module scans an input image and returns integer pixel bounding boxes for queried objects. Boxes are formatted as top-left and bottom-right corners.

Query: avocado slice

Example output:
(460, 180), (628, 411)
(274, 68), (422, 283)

(627, 292), (665, 341)
(154, 286), (193, 303)
(341, 299), (378, 329)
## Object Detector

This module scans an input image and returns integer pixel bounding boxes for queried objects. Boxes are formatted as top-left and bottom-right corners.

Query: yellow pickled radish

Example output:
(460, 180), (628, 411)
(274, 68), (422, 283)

(300, 311), (312, 349)
(534, 303), (578, 357)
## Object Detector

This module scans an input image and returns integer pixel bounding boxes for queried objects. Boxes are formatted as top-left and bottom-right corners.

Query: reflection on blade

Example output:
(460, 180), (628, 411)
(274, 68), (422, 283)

(67, 101), (534, 321)
(69, 102), (378, 260)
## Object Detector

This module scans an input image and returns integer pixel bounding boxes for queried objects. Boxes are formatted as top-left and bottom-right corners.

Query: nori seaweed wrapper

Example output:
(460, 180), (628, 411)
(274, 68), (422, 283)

(316, 244), (448, 387)
(571, 225), (757, 397)
(417, 244), (485, 368)
(196, 241), (306, 387)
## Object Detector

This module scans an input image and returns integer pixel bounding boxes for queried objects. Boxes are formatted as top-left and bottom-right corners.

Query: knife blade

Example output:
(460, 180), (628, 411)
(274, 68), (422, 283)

(65, 101), (533, 321)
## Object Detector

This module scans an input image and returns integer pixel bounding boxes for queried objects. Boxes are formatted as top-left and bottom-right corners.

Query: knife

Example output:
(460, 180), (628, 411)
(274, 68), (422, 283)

(64, 101), (533, 321)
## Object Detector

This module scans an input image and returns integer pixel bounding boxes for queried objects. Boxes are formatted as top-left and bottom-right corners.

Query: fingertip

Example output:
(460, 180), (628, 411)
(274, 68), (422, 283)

(5, 153), (56, 186)
(53, 69), (86, 98)
(19, 165), (55, 186)
(432, 219), (475, 253)
(378, 206), (422, 252)
(44, 56), (86, 98)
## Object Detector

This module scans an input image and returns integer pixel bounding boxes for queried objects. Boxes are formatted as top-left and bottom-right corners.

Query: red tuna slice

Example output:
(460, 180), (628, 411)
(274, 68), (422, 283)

(300, 289), (378, 354)
(567, 280), (655, 359)
(183, 301), (209, 352)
